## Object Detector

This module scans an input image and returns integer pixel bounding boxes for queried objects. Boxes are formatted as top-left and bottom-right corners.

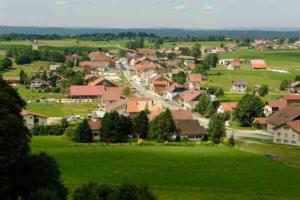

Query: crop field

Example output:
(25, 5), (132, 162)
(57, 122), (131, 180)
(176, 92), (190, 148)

(31, 136), (300, 200)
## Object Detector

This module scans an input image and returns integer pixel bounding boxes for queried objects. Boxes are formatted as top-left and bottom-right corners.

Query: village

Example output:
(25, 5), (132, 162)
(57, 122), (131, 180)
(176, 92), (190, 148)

(2, 38), (300, 146)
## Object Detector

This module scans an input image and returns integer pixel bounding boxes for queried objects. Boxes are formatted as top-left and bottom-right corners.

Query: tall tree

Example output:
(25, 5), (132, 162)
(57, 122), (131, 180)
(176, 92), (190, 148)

(19, 69), (28, 85)
(133, 111), (149, 139)
(172, 71), (186, 85)
(205, 53), (219, 68)
(74, 119), (93, 143)
(194, 94), (211, 115)
(0, 77), (30, 199)
(234, 94), (264, 127)
(0, 57), (13, 70)
(207, 114), (226, 144)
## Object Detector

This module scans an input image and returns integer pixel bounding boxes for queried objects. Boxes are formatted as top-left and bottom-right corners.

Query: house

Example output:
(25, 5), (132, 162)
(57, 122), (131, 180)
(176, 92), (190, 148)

(79, 61), (108, 74)
(264, 100), (287, 116)
(21, 109), (47, 129)
(178, 90), (202, 109)
(101, 87), (125, 106)
(88, 119), (101, 135)
(267, 107), (300, 136)
(30, 79), (49, 90)
(49, 64), (61, 71)
(187, 74), (202, 90)
(249, 59), (267, 70)
(273, 120), (300, 145)
(47, 73), (67, 86)
(104, 99), (128, 116)
(69, 86), (105, 102)
(176, 55), (196, 66)
(127, 97), (163, 118)
(88, 77), (120, 87)
(165, 83), (186, 101)
(89, 51), (111, 63)
(228, 59), (241, 70)
(219, 59), (234, 65)
(232, 79), (247, 93)
(84, 74), (99, 84)
(252, 117), (268, 130)
(132, 60), (162, 74)
(149, 74), (172, 93)
(280, 95), (300, 106)
(289, 81), (300, 94)
(174, 119), (206, 140)
(217, 102), (237, 114)
(3, 76), (21, 85)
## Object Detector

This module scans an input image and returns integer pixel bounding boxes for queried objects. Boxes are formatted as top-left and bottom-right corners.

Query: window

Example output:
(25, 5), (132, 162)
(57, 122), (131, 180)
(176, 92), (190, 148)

(291, 141), (296, 144)
(277, 132), (281, 137)
(285, 133), (288, 138)
(284, 139), (289, 143)
(276, 138), (281, 143)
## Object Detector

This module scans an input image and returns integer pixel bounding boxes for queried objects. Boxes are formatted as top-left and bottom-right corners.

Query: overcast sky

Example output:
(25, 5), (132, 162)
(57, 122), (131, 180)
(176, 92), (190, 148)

(0, 0), (299, 29)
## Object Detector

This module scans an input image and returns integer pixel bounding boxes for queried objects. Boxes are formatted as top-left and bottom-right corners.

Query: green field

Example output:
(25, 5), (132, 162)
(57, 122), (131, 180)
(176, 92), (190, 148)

(31, 136), (300, 200)
(26, 102), (98, 117)
(1, 61), (50, 77)
(220, 48), (300, 70)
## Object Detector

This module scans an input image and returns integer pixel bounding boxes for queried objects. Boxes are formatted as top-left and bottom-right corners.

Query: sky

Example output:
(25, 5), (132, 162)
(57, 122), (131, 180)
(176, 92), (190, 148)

(0, 0), (299, 29)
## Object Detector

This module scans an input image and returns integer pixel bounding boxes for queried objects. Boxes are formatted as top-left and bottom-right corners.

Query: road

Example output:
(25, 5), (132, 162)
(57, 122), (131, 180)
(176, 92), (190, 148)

(119, 60), (273, 141)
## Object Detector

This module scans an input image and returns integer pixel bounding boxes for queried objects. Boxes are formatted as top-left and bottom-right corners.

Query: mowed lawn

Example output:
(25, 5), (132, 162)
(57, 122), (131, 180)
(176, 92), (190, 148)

(31, 136), (300, 200)
(26, 102), (98, 117)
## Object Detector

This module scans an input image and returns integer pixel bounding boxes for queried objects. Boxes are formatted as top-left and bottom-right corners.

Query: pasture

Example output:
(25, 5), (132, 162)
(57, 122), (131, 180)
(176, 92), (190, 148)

(31, 136), (300, 200)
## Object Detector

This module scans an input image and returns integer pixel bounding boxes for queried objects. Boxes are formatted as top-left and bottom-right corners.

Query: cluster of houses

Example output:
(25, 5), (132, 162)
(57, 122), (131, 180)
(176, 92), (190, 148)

(252, 39), (300, 51)
(219, 58), (267, 71)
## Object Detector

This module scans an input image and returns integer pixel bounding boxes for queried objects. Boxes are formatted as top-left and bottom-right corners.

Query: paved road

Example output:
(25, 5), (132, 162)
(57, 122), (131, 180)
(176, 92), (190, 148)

(119, 60), (273, 141)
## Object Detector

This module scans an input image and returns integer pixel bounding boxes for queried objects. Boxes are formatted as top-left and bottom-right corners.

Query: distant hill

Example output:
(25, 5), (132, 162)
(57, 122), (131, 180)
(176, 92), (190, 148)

(1, 26), (300, 39)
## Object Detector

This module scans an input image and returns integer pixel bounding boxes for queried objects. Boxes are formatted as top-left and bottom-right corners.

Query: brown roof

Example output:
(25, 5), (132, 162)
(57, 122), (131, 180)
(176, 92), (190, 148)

(88, 77), (119, 87)
(101, 87), (124, 101)
(171, 110), (193, 120)
(281, 95), (300, 101)
(287, 120), (300, 134)
(253, 117), (268, 125)
(232, 79), (247, 86)
(267, 100), (286, 110)
(133, 61), (161, 72)
(3, 76), (20, 81)
(175, 120), (205, 136)
(267, 107), (300, 127)
(179, 90), (202, 102)
(219, 102), (237, 112)
(89, 51), (110, 62)
(230, 59), (241, 67)
(88, 119), (101, 131)
(188, 74), (202, 83)
(250, 59), (267, 69)
(69, 86), (105, 97)
(21, 109), (47, 118)
(104, 99), (128, 112)
(79, 61), (106, 69)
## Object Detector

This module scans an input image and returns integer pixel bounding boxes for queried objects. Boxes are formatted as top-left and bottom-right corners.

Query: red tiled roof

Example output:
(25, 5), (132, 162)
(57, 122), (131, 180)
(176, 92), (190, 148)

(101, 87), (124, 101)
(230, 59), (241, 67)
(188, 74), (202, 82)
(253, 117), (267, 125)
(282, 95), (300, 101)
(267, 100), (286, 110)
(175, 119), (205, 136)
(69, 86), (105, 96)
(220, 102), (237, 112)
(79, 61), (105, 69)
(89, 51), (110, 62)
(88, 77), (119, 87)
(287, 120), (300, 134)
(179, 90), (202, 102)
(104, 99), (128, 112)
(21, 109), (47, 118)
(171, 110), (193, 120)
(250, 59), (267, 69)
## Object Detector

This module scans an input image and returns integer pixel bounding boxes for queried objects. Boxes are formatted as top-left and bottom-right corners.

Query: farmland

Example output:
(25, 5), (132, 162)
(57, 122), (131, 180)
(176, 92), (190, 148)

(31, 136), (300, 200)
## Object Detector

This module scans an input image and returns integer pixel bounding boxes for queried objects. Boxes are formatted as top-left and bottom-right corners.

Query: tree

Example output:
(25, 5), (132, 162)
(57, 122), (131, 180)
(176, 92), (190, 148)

(194, 63), (209, 74)
(100, 111), (133, 143)
(172, 71), (186, 85)
(234, 94), (264, 127)
(190, 46), (201, 58)
(194, 94), (211, 115)
(133, 111), (149, 139)
(16, 152), (68, 200)
(149, 109), (175, 141)
(74, 119), (93, 143)
(0, 57), (13, 70)
(0, 77), (30, 199)
(258, 84), (269, 97)
(207, 87), (224, 97)
(280, 80), (290, 91)
(207, 114), (226, 144)
(19, 69), (29, 85)
(295, 75), (300, 82)
(15, 55), (32, 65)
(207, 100), (220, 117)
(205, 53), (219, 68)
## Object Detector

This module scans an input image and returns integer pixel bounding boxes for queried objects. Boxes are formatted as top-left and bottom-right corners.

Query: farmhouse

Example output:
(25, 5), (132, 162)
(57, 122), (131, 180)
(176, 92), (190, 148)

(30, 79), (49, 90)
(253, 117), (268, 130)
(217, 102), (237, 114)
(149, 74), (172, 93)
(187, 74), (202, 90)
(174, 119), (206, 140)
(178, 90), (202, 109)
(21, 109), (47, 130)
(289, 81), (300, 94)
(69, 85), (105, 102)
(264, 100), (287, 116)
(3, 76), (21, 85)
(127, 97), (163, 118)
(232, 79), (247, 93)
(104, 99), (128, 116)
(280, 95), (300, 106)
(227, 59), (241, 70)
(165, 83), (186, 101)
(171, 110), (194, 120)
(249, 59), (267, 70)
(101, 87), (125, 106)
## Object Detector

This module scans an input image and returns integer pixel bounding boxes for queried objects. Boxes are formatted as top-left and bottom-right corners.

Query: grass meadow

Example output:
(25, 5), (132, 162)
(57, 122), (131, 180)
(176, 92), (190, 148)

(31, 136), (300, 200)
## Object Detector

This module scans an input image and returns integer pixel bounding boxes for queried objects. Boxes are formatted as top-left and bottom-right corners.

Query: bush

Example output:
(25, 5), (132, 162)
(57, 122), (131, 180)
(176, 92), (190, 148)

(31, 124), (65, 136)
(0, 57), (13, 70)
(74, 119), (93, 143)
(228, 135), (235, 147)
(137, 138), (145, 145)
(206, 141), (214, 146)
(64, 126), (75, 140)
(16, 55), (32, 65)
